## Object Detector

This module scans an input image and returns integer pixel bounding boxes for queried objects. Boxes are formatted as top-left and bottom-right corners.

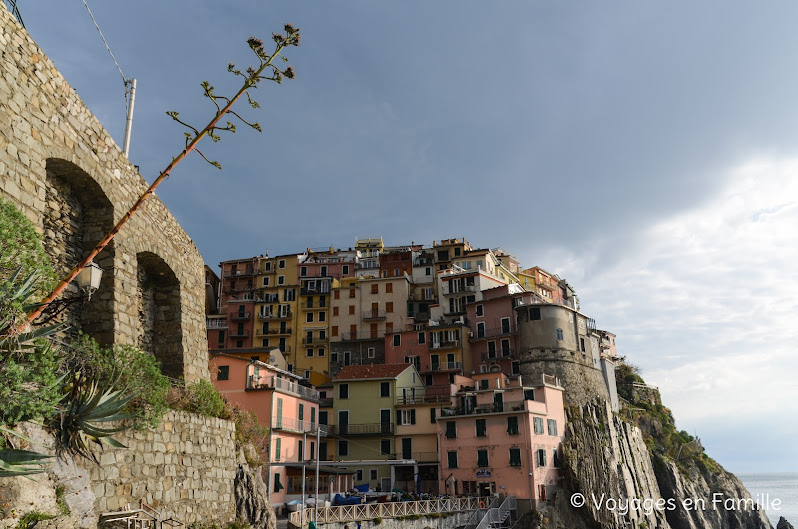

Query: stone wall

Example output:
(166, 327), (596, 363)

(316, 511), (472, 529)
(0, 6), (208, 382)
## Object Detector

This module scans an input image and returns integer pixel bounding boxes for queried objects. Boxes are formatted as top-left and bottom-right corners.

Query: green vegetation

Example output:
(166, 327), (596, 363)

(615, 358), (720, 476)
(0, 197), (56, 295)
(15, 511), (56, 529)
(55, 484), (70, 516)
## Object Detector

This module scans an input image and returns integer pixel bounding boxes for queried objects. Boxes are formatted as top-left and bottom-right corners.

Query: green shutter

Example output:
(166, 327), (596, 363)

(275, 438), (281, 461)
(410, 409), (416, 425)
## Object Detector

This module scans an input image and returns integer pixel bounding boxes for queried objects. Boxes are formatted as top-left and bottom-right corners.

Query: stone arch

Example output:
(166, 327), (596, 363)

(136, 251), (184, 378)
(42, 158), (116, 343)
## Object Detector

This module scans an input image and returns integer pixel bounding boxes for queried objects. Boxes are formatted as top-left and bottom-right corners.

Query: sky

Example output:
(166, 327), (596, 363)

(18, 1), (798, 473)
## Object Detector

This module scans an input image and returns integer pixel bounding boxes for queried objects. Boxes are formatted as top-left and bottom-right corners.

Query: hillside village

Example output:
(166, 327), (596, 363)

(206, 238), (621, 514)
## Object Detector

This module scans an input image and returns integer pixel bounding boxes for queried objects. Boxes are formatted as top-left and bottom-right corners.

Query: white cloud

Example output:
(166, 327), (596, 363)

(557, 156), (798, 470)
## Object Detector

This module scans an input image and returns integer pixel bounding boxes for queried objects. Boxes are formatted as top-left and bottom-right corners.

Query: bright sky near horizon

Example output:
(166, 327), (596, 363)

(20, 1), (798, 473)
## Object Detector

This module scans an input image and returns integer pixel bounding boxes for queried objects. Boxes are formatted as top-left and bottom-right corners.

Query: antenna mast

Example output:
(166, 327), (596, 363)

(81, 0), (137, 158)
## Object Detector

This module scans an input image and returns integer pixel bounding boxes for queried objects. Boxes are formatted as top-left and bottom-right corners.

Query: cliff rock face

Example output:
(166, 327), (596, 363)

(234, 461), (277, 529)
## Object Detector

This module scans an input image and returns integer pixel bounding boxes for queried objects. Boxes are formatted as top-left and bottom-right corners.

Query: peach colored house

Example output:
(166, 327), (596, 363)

(209, 353), (352, 510)
(436, 372), (565, 511)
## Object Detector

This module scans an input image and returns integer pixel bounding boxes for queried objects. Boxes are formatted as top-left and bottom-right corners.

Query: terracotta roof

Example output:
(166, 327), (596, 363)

(334, 363), (412, 381)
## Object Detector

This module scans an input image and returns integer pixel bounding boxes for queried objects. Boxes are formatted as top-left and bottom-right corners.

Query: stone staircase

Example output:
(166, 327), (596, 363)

(99, 501), (184, 529)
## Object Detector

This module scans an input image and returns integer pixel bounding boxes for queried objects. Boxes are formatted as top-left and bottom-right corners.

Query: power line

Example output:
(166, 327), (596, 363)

(80, 0), (125, 85)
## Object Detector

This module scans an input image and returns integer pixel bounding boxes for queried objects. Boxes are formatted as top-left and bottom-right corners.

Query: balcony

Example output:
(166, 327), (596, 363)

(413, 257), (434, 267)
(326, 423), (394, 436)
(442, 285), (477, 295)
(473, 327), (514, 340)
(441, 400), (527, 417)
(230, 331), (249, 339)
(412, 312), (431, 322)
(301, 302), (328, 310)
(340, 331), (384, 341)
(302, 336), (328, 345)
(206, 319), (228, 329)
(230, 312), (251, 321)
(257, 328), (292, 336)
(225, 268), (255, 278)
(247, 375), (320, 401)
(427, 361), (461, 373)
(395, 393), (454, 405)
(223, 284), (256, 294)
(258, 310), (292, 320)
(430, 340), (460, 350)
(261, 294), (281, 303)
(362, 309), (387, 320)
(443, 308), (466, 317)
(300, 287), (330, 296)
(481, 349), (515, 362)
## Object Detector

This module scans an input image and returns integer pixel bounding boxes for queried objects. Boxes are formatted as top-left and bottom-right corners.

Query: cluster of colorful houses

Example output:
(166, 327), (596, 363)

(205, 237), (620, 513)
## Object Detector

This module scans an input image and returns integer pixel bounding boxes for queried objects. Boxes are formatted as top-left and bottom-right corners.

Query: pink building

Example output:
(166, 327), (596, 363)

(436, 372), (565, 511)
(209, 354), (353, 510)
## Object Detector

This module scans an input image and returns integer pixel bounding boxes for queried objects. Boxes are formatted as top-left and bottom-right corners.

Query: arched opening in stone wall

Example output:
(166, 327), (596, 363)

(136, 252), (184, 379)
(42, 158), (115, 344)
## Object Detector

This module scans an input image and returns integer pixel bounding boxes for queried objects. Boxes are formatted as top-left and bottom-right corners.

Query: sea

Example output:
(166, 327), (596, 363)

(738, 472), (798, 527)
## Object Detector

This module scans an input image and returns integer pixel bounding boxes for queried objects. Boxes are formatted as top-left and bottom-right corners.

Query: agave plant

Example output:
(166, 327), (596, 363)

(48, 374), (135, 460)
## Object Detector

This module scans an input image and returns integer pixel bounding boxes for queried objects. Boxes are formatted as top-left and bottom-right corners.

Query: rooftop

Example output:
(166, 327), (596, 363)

(334, 363), (413, 381)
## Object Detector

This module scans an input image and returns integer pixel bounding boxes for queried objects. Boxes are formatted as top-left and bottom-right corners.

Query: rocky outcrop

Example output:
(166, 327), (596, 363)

(556, 400), (670, 529)
(777, 517), (795, 529)
(234, 460), (276, 529)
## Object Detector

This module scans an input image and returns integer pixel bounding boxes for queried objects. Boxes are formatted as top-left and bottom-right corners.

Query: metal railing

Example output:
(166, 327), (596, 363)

(302, 336), (328, 344)
(206, 319), (227, 329)
(463, 496), (500, 529)
(430, 340), (460, 349)
(441, 401), (526, 417)
(325, 422), (394, 435)
(443, 284), (477, 295)
(475, 495), (516, 529)
(230, 312), (251, 320)
(272, 417), (317, 433)
(225, 268), (255, 278)
(258, 328), (292, 336)
(395, 393), (453, 405)
(290, 497), (480, 527)
(428, 361), (461, 372)
(481, 349), (515, 361)
(258, 310), (292, 319)
(362, 310), (387, 320)
(246, 376), (320, 400)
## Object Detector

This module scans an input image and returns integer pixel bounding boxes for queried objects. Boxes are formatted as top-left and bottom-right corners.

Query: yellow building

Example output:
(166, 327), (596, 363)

(254, 253), (303, 371)
(296, 275), (339, 386)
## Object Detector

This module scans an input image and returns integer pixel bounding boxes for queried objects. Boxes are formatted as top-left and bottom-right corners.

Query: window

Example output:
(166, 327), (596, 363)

(319, 411), (328, 425)
(477, 449), (489, 468)
(430, 408), (437, 424)
(300, 266), (308, 276)
(236, 340), (243, 348)
(580, 337), (586, 352)
(274, 472), (283, 492)
(262, 277), (270, 286)
(343, 265), (350, 275)
(476, 305), (483, 317)
(370, 469), (378, 481)
(417, 332), (426, 344)
(332, 325), (339, 337)
(321, 266), (327, 277)
(397, 409), (416, 425)
(285, 289), (295, 301)
(354, 469), (363, 482)
(524, 389), (535, 401)
(501, 317), (511, 334)
(512, 361), (520, 375)
(479, 379), (489, 390)
(349, 288), (356, 298)
(318, 348), (325, 357)
(386, 283), (393, 293)
(380, 382), (390, 397)
(264, 262), (272, 271)
(333, 306), (339, 316)
(447, 451), (458, 469)
(330, 352), (338, 363)
(534, 417), (544, 434)
(556, 328), (564, 341)
(393, 335), (401, 347)
(476, 419), (486, 437)
(445, 421), (456, 439)
(339, 384), (349, 399)
(476, 322), (485, 338)
(298, 404), (304, 421)
(304, 370), (310, 379)
(319, 330), (326, 340)
(386, 302), (393, 313)
(275, 437), (281, 461)
(536, 449), (546, 467)
(306, 348), (314, 357)
(218, 330), (225, 344)
(507, 416), (519, 435)
(367, 347), (375, 358)
(278, 275), (285, 285)
(529, 307), (541, 320)
(338, 440), (349, 456)
(319, 311), (326, 322)
(306, 312), (314, 323)
(278, 259), (286, 268)
(380, 439), (391, 455)
(217, 365), (229, 380)
(547, 419), (558, 436)
(371, 284), (379, 294)
(553, 449), (561, 467)
(509, 448), (521, 467)
(349, 305), (355, 315)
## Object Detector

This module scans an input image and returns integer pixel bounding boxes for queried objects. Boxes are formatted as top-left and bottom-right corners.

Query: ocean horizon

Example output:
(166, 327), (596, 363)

(738, 472), (798, 527)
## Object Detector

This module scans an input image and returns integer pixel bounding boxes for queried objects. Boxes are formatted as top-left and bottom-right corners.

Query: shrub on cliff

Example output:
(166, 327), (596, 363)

(0, 197), (56, 295)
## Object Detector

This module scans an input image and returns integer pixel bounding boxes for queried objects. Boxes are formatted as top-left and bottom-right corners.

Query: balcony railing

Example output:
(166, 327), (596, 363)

(362, 310), (387, 320)
(443, 285), (477, 295)
(258, 310), (292, 320)
(395, 394), (453, 405)
(413, 257), (434, 267)
(326, 423), (394, 435)
(206, 319), (228, 329)
(301, 302), (327, 309)
(271, 417), (318, 433)
(430, 340), (460, 349)
(302, 337), (328, 345)
(441, 400), (526, 417)
(229, 331), (249, 338)
(225, 268), (255, 278)
(230, 312), (251, 321)
(247, 375), (320, 400)
(300, 287), (330, 296)
(481, 349), (515, 361)
(340, 331), (384, 341)
(427, 361), (461, 372)
(473, 327), (513, 340)
(257, 328), (292, 336)
(261, 294), (281, 303)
